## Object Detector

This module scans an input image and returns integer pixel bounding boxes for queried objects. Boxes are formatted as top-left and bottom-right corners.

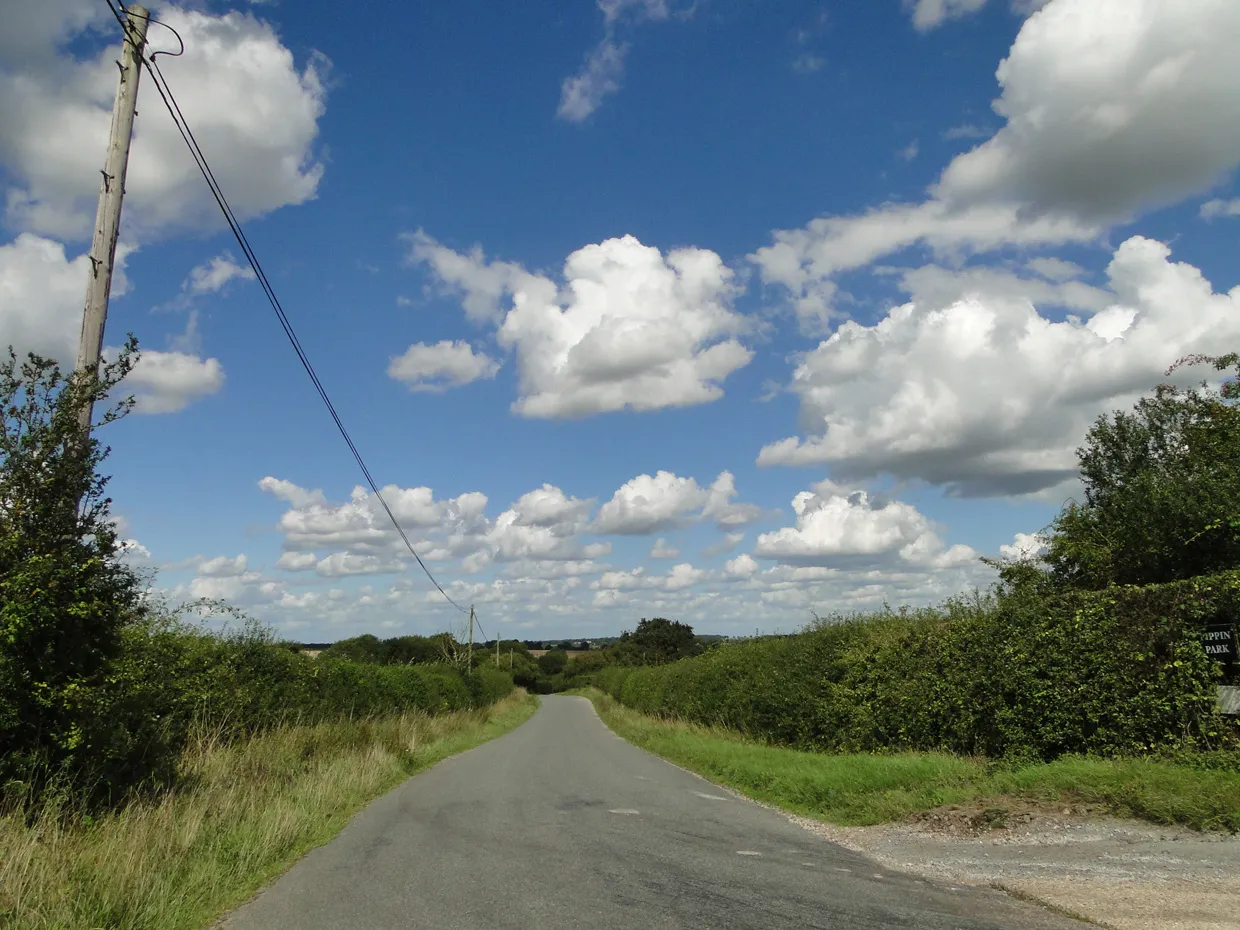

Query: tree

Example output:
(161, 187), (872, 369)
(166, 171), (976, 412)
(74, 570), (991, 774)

(537, 649), (568, 675)
(319, 634), (385, 663)
(609, 617), (703, 665)
(0, 341), (144, 794)
(1038, 352), (1240, 590)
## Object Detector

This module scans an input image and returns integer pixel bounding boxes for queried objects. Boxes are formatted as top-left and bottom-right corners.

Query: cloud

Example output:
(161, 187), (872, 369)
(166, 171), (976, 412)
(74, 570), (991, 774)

(943, 123), (990, 141)
(0, 233), (108, 360)
(259, 476), (602, 585)
(0, 233), (223, 413)
(276, 551), (317, 571)
(754, 483), (976, 568)
(999, 532), (1047, 560)
(724, 553), (759, 578)
(905, 0), (989, 32)
(593, 471), (703, 535)
(557, 0), (673, 122)
(791, 53), (825, 75)
(754, 0), (1240, 323)
(594, 469), (763, 535)
(558, 40), (630, 123)
(409, 232), (753, 418)
(126, 349), (225, 413)
(186, 254), (256, 294)
(906, 0), (1054, 31)
(899, 140), (920, 163)
(259, 477), (327, 509)
(758, 236), (1240, 496)
(196, 554), (248, 577)
(388, 340), (500, 393)
(1201, 198), (1240, 221)
(0, 4), (328, 239)
(650, 538), (680, 559)
(702, 531), (745, 558)
(934, 0), (1240, 220)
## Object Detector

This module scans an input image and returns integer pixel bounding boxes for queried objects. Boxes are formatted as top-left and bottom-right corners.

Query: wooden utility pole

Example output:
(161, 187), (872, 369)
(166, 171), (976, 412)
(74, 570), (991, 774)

(467, 605), (475, 672)
(76, 5), (149, 432)
(496, 636), (500, 668)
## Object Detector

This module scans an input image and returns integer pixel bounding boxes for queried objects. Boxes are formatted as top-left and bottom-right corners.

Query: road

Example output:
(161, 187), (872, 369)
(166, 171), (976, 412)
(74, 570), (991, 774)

(220, 695), (1085, 930)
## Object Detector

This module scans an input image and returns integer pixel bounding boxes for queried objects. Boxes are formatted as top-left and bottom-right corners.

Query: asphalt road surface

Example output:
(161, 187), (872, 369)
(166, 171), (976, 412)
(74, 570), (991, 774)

(220, 696), (1086, 930)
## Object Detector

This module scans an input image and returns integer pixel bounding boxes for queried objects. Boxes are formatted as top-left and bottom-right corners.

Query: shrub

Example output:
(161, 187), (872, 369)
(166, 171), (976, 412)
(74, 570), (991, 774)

(593, 576), (1236, 761)
(0, 344), (144, 800)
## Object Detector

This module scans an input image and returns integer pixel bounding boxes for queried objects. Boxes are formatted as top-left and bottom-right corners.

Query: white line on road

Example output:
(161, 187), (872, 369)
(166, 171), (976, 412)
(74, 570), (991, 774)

(609, 809), (641, 815)
(737, 851), (763, 856)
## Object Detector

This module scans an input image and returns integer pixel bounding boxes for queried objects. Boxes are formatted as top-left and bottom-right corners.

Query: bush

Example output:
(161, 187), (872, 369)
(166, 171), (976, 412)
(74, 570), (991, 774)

(593, 576), (1237, 761)
(537, 649), (568, 675)
(0, 345), (144, 800)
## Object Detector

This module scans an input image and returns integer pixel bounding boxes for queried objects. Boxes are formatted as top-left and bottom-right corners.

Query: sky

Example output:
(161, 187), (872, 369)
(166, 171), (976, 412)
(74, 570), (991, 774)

(2, 0), (1239, 642)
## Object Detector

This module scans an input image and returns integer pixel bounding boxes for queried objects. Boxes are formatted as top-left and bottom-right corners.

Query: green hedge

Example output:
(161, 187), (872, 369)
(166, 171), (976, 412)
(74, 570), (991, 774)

(6, 619), (513, 804)
(594, 573), (1238, 761)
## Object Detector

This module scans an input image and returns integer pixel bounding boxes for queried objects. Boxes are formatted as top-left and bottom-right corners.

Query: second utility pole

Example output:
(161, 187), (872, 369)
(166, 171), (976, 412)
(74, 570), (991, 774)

(76, 5), (149, 434)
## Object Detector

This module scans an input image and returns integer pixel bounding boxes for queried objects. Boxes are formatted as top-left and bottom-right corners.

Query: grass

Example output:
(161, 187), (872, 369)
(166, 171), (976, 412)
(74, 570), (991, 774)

(0, 689), (539, 930)
(577, 689), (1240, 833)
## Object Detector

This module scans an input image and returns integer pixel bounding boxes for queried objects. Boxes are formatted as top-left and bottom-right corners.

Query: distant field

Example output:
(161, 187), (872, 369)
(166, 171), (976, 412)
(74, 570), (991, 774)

(529, 650), (595, 659)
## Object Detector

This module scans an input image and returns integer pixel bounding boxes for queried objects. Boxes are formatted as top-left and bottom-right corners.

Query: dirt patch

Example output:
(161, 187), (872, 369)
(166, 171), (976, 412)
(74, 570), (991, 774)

(904, 797), (1111, 837)
(785, 803), (1240, 930)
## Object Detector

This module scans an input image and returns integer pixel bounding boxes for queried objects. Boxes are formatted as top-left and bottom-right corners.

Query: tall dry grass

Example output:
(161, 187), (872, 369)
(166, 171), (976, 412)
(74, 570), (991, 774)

(0, 690), (536, 930)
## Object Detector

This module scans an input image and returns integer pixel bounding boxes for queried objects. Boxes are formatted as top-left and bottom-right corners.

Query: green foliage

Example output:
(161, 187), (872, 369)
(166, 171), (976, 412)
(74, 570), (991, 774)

(61, 611), (514, 803)
(0, 344), (145, 798)
(606, 617), (703, 666)
(1040, 352), (1240, 591)
(317, 633), (448, 665)
(586, 690), (1240, 832)
(593, 576), (1236, 761)
(537, 649), (568, 675)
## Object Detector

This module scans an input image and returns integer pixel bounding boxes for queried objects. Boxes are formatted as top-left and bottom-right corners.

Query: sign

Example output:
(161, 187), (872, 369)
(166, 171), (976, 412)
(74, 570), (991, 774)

(1201, 625), (1237, 680)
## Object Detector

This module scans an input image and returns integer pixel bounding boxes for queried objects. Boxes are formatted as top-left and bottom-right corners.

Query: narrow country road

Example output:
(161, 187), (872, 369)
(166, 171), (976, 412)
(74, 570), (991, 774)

(220, 696), (1086, 930)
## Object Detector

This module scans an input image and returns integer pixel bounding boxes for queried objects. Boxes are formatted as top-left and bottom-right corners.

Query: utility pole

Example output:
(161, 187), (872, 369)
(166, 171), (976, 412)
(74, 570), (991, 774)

(76, 5), (149, 433)
(496, 636), (500, 668)
(467, 605), (475, 672)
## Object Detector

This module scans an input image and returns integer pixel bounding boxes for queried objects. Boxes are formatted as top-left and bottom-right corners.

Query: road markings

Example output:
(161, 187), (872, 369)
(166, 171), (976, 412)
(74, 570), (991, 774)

(693, 792), (729, 801)
(609, 809), (640, 815)
(737, 851), (763, 856)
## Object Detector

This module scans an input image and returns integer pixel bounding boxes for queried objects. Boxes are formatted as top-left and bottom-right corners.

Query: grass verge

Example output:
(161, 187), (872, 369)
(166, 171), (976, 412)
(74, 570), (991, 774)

(576, 689), (1240, 833)
(0, 689), (539, 930)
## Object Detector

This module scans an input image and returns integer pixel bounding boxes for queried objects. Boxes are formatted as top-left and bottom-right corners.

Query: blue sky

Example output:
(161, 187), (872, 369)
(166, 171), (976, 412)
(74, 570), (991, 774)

(3, 0), (1239, 641)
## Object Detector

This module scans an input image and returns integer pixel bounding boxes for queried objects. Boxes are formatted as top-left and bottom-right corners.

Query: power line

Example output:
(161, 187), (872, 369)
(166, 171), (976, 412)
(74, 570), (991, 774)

(103, 1), (470, 614)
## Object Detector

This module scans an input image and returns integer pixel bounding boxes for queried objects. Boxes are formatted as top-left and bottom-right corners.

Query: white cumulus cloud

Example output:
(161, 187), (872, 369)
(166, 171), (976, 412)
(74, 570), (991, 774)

(754, 0), (1240, 324)
(186, 254), (255, 294)
(409, 232), (752, 418)
(754, 483), (977, 569)
(0, 233), (224, 414)
(388, 340), (500, 393)
(594, 470), (762, 535)
(757, 236), (1240, 497)
(0, 4), (328, 239)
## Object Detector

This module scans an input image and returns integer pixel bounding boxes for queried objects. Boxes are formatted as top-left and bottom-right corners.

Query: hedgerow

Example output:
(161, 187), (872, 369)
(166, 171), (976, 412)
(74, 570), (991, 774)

(594, 575), (1237, 761)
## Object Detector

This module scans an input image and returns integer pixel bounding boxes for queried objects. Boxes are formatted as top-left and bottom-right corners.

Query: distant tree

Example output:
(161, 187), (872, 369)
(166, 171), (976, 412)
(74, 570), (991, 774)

(319, 634), (385, 663)
(1029, 352), (1240, 591)
(608, 618), (703, 665)
(563, 651), (606, 679)
(383, 635), (442, 665)
(537, 649), (568, 675)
